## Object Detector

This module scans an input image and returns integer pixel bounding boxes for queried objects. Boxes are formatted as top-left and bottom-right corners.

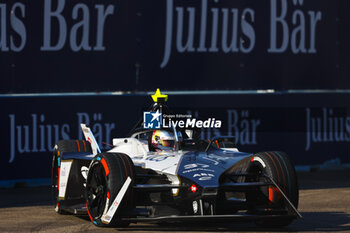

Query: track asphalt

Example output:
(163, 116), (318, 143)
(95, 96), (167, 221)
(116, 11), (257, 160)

(0, 171), (349, 232)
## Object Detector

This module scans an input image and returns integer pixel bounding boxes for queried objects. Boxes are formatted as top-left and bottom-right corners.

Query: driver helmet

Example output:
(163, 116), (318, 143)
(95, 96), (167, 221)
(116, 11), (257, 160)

(151, 130), (182, 151)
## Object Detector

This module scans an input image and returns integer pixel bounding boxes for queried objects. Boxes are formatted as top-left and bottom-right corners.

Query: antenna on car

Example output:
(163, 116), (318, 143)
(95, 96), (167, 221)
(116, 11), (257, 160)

(172, 124), (179, 151)
(151, 88), (168, 103)
(151, 89), (179, 150)
(151, 88), (170, 115)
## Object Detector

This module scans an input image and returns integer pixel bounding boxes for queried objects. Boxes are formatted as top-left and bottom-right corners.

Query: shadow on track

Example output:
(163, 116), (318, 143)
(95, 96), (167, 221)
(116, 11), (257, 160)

(74, 211), (350, 232)
(294, 211), (350, 232)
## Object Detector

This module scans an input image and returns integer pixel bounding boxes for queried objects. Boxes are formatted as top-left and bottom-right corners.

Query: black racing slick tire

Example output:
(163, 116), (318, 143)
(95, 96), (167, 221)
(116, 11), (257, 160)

(247, 151), (299, 227)
(52, 140), (92, 214)
(86, 153), (135, 227)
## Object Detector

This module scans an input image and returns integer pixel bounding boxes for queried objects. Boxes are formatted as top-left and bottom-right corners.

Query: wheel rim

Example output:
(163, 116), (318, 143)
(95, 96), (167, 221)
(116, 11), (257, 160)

(86, 162), (108, 219)
(246, 161), (271, 207)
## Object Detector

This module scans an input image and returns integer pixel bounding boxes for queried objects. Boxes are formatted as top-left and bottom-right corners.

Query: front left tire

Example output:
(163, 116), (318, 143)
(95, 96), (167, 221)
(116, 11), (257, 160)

(86, 152), (135, 227)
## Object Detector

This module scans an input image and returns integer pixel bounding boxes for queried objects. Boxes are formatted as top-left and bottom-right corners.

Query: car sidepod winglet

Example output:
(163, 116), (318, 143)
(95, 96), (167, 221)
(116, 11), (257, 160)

(81, 124), (101, 154)
(101, 177), (132, 224)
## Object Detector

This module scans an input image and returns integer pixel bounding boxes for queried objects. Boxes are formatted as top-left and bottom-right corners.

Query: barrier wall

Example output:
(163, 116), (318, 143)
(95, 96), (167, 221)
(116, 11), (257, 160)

(1, 92), (349, 184)
(1, 0), (350, 185)
(0, 0), (350, 93)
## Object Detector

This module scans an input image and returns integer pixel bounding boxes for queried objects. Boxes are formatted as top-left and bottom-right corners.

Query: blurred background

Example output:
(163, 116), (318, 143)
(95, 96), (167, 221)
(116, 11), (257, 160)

(1, 0), (350, 187)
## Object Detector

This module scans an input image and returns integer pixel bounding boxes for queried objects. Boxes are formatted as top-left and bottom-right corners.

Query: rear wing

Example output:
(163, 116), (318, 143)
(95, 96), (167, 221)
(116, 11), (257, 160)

(81, 124), (101, 155)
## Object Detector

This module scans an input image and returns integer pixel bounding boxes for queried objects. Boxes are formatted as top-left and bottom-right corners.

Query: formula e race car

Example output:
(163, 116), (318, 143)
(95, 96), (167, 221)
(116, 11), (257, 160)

(51, 89), (301, 227)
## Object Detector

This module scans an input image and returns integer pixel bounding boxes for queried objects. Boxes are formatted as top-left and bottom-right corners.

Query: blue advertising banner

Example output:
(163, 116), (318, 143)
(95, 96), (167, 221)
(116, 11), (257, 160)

(1, 0), (350, 186)
(0, 0), (349, 93)
(0, 0), (137, 93)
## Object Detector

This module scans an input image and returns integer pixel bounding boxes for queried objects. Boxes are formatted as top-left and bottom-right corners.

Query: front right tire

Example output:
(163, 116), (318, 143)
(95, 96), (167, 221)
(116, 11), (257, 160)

(247, 151), (299, 227)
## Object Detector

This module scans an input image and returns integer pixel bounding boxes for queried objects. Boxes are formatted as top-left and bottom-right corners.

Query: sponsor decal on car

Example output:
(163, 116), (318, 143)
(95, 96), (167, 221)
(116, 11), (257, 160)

(59, 160), (73, 200)
(146, 153), (176, 162)
(193, 173), (215, 180)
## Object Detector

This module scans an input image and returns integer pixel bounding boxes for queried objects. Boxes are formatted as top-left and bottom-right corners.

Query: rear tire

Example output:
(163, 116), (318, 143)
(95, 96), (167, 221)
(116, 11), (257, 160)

(52, 140), (92, 214)
(247, 151), (299, 227)
(86, 152), (135, 227)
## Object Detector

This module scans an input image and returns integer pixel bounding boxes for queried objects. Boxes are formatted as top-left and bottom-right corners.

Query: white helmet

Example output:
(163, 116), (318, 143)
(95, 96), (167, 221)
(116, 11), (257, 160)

(151, 130), (182, 150)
